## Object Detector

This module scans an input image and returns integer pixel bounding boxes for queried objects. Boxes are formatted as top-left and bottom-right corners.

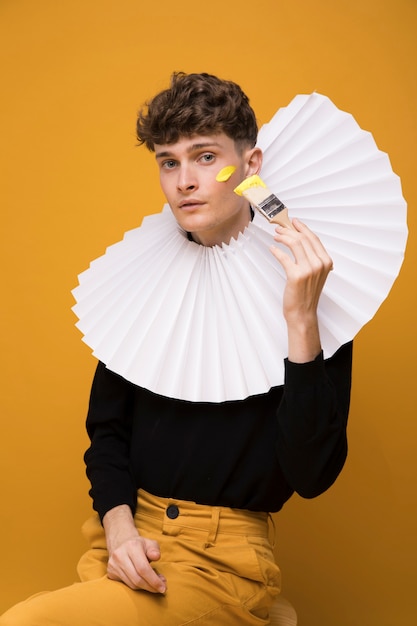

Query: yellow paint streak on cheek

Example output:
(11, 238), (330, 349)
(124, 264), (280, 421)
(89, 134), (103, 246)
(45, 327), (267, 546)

(215, 165), (237, 182)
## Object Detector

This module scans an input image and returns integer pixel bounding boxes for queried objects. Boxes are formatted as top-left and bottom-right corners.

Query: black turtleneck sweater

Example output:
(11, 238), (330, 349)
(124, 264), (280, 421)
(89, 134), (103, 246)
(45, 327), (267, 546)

(84, 341), (352, 522)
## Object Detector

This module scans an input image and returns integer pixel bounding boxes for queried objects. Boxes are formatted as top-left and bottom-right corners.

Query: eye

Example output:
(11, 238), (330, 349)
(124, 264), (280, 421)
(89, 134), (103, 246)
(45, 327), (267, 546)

(199, 153), (215, 164)
(162, 159), (177, 169)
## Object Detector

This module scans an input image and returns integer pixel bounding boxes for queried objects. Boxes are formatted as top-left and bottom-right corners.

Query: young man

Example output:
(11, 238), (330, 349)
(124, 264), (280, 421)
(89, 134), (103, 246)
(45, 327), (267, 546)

(0, 72), (352, 625)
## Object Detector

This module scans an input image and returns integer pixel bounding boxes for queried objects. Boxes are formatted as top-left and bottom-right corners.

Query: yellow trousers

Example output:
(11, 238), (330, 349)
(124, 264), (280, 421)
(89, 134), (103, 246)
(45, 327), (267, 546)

(0, 490), (281, 625)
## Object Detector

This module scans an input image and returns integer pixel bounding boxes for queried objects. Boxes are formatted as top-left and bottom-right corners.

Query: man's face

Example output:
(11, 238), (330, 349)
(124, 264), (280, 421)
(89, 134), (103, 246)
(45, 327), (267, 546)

(154, 133), (262, 246)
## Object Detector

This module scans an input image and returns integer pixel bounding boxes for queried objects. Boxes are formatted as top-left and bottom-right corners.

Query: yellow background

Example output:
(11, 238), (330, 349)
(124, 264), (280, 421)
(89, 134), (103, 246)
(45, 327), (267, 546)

(1, 1), (416, 624)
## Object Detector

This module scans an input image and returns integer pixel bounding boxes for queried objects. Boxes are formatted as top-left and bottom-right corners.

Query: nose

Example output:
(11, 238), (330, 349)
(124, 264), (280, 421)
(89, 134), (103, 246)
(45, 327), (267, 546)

(176, 165), (198, 192)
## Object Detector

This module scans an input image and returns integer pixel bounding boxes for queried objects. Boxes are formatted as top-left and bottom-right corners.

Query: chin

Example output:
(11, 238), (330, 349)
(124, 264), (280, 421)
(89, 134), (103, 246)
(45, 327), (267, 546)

(176, 215), (210, 234)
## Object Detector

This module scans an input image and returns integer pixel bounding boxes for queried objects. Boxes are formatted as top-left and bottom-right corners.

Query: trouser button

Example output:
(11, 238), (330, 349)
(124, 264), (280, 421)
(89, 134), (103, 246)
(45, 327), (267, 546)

(166, 504), (179, 519)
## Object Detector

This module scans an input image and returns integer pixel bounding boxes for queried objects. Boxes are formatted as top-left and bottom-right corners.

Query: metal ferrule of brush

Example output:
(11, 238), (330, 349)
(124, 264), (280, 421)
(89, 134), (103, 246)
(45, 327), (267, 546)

(257, 194), (285, 221)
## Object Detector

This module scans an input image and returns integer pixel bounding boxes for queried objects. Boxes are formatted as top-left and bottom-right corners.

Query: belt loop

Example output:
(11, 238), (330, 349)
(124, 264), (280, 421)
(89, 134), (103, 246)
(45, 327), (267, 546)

(205, 507), (221, 548)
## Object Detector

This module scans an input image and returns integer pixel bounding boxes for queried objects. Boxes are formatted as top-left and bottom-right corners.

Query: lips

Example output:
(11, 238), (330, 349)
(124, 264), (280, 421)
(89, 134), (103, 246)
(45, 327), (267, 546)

(178, 199), (204, 210)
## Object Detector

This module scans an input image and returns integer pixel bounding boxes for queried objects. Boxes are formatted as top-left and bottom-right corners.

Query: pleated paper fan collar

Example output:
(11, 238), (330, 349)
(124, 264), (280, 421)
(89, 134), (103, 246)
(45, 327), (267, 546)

(72, 92), (407, 403)
(72, 208), (290, 402)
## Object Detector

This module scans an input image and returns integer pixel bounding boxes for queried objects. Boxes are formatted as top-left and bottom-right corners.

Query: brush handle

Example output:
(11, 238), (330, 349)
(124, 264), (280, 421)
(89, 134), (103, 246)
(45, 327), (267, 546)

(270, 206), (295, 229)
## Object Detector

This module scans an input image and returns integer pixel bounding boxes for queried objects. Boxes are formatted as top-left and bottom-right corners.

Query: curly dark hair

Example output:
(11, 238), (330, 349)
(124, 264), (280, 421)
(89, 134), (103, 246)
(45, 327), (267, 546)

(136, 72), (258, 152)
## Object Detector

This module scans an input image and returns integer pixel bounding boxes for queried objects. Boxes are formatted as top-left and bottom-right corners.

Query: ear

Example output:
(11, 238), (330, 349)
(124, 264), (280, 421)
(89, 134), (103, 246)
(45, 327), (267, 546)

(244, 146), (263, 177)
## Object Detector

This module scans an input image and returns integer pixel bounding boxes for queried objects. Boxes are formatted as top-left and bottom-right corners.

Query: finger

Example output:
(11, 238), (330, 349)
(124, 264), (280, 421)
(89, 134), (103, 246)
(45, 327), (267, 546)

(291, 219), (333, 266)
(269, 243), (294, 273)
(273, 221), (333, 272)
(108, 556), (167, 593)
(270, 229), (314, 272)
(144, 540), (161, 562)
(136, 564), (166, 593)
(131, 540), (166, 593)
(107, 539), (166, 593)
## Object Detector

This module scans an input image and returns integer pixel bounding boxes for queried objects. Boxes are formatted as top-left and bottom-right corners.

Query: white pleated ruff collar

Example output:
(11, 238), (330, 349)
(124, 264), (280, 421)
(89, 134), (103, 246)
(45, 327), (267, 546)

(72, 207), (294, 402)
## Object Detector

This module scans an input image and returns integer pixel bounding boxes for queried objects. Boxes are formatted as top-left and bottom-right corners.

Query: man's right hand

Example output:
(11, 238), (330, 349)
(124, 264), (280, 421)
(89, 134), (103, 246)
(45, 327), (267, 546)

(103, 504), (167, 593)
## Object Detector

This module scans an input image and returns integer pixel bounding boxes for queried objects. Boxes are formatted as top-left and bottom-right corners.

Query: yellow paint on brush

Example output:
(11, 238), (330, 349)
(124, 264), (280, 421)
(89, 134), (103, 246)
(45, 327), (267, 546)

(215, 165), (236, 182)
(234, 174), (266, 196)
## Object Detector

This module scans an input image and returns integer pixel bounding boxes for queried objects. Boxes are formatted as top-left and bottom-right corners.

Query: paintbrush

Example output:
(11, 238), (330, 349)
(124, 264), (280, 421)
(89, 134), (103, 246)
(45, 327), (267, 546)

(234, 174), (294, 229)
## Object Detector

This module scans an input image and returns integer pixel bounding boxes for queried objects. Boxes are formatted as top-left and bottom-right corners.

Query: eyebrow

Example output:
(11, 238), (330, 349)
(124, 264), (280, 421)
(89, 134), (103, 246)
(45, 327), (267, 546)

(155, 141), (223, 159)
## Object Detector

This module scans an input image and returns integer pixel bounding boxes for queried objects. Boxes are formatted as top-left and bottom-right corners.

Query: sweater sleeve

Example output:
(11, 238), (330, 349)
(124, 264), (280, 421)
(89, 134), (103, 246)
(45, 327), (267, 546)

(276, 341), (353, 498)
(84, 362), (138, 522)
